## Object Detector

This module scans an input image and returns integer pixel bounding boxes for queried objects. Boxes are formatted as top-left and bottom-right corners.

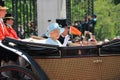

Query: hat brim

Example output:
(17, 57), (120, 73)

(46, 27), (65, 37)
(0, 6), (8, 10)
(4, 17), (15, 20)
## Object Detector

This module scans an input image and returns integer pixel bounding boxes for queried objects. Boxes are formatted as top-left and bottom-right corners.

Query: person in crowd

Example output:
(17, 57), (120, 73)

(5, 16), (29, 71)
(0, 5), (9, 40)
(103, 38), (110, 43)
(0, 5), (8, 78)
(1, 13), (21, 75)
(73, 20), (82, 32)
(3, 13), (25, 68)
(69, 36), (83, 46)
(4, 13), (19, 39)
(1, 12), (31, 79)
(17, 24), (25, 39)
(69, 34), (98, 46)
(82, 16), (88, 33)
(56, 20), (71, 46)
(58, 25), (71, 46)
(28, 20), (38, 36)
(45, 23), (65, 46)
(84, 30), (93, 40)
(92, 14), (97, 34)
(87, 15), (94, 34)
(87, 35), (97, 45)
(82, 16), (93, 40)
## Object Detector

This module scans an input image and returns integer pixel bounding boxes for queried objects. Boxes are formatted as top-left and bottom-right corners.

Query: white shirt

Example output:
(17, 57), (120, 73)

(63, 35), (71, 46)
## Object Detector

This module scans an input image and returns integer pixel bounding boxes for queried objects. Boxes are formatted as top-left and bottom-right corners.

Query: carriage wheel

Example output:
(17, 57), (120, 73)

(0, 65), (37, 80)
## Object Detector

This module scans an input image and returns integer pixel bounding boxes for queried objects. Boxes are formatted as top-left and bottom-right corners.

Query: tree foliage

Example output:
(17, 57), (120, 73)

(94, 0), (120, 40)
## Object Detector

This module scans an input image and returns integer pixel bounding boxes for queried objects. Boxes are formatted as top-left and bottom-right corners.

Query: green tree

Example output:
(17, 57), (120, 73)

(94, 0), (120, 40)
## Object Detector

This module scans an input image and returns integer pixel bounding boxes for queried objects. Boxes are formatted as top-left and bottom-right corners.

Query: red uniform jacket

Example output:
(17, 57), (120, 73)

(0, 22), (10, 40)
(0, 22), (19, 40)
(6, 26), (19, 39)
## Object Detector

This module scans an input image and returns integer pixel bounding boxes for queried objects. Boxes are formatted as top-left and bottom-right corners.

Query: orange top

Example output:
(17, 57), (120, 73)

(70, 26), (82, 36)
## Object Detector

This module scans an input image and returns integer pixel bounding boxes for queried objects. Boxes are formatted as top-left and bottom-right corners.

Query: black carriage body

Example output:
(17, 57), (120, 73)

(0, 37), (120, 80)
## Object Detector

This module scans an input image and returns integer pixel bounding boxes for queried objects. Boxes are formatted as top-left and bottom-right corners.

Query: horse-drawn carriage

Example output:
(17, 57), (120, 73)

(0, 37), (120, 80)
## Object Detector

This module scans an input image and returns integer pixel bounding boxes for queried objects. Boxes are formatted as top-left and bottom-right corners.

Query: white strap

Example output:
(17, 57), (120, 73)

(0, 22), (4, 35)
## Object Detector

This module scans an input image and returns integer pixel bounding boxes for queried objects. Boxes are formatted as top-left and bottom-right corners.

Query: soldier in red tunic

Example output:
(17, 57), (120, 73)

(0, 5), (9, 40)
(4, 13), (19, 39)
